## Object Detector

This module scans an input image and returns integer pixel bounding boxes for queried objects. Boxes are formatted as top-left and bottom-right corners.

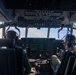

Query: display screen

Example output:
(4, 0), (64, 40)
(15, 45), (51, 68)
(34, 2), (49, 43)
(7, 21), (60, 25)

(29, 44), (45, 51)
(21, 38), (55, 52)
(38, 44), (45, 51)
(29, 44), (38, 51)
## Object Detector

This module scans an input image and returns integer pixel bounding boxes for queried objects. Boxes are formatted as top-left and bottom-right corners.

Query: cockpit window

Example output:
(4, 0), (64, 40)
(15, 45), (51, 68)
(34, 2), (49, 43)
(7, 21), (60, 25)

(49, 28), (67, 39)
(5, 27), (68, 39)
(73, 30), (76, 36)
(73, 23), (76, 36)
(27, 28), (48, 38)
(5, 23), (76, 39)
(59, 28), (67, 39)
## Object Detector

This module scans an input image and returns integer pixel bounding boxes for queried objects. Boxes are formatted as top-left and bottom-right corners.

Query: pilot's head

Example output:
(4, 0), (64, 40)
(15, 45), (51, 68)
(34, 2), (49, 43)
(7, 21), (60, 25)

(5, 30), (18, 39)
(64, 34), (75, 50)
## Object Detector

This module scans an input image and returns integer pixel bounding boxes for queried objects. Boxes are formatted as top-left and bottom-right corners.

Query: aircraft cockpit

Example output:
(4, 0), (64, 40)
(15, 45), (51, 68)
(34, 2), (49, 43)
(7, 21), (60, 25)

(0, 0), (76, 75)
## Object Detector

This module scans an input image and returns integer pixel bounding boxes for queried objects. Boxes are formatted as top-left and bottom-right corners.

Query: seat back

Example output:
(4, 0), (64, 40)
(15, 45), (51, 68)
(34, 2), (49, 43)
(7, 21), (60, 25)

(56, 51), (74, 75)
(71, 56), (76, 75)
(0, 39), (24, 75)
(0, 39), (14, 48)
(71, 66), (76, 75)
(64, 56), (75, 75)
(15, 46), (23, 75)
(0, 49), (17, 75)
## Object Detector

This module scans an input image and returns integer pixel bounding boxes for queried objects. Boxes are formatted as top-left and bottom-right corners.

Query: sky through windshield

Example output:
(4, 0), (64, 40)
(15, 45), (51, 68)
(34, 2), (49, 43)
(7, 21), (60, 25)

(0, 22), (76, 39)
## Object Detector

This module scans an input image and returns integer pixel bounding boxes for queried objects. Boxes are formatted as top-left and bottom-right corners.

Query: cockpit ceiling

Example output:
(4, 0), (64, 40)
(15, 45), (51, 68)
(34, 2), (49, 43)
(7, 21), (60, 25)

(4, 0), (76, 11)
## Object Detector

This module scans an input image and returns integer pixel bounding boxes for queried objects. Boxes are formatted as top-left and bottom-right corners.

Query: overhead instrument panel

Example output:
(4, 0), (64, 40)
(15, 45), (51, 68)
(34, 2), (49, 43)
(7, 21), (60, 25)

(21, 38), (55, 59)
(1, 9), (76, 28)
(15, 10), (72, 28)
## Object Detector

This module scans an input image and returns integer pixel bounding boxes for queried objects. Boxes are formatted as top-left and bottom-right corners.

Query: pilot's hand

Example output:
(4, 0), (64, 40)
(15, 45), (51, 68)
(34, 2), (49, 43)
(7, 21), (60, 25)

(31, 67), (36, 73)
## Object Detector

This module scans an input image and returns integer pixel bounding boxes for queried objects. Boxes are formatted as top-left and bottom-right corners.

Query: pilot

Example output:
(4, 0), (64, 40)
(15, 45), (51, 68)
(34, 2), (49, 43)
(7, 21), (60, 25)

(5, 30), (36, 74)
(56, 34), (76, 75)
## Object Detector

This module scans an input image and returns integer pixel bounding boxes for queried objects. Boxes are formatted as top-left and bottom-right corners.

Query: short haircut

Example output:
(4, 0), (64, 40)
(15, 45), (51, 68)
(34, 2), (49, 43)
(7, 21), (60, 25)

(6, 30), (17, 39)
(65, 34), (75, 48)
(65, 34), (75, 43)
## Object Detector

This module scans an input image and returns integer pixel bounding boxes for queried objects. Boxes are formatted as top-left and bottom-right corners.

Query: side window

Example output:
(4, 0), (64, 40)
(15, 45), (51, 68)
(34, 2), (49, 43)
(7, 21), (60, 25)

(0, 29), (2, 38)
(0, 22), (3, 38)
(73, 30), (76, 36)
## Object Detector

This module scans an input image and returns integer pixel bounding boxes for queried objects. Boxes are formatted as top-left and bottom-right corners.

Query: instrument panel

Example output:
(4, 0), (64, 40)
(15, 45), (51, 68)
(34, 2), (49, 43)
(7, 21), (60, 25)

(21, 38), (64, 59)
(21, 38), (55, 59)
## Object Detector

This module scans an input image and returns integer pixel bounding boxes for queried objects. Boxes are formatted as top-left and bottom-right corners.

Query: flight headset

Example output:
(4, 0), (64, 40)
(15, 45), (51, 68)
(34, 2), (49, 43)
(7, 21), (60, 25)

(66, 34), (75, 48)
(4, 26), (20, 39)
(5, 30), (19, 39)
